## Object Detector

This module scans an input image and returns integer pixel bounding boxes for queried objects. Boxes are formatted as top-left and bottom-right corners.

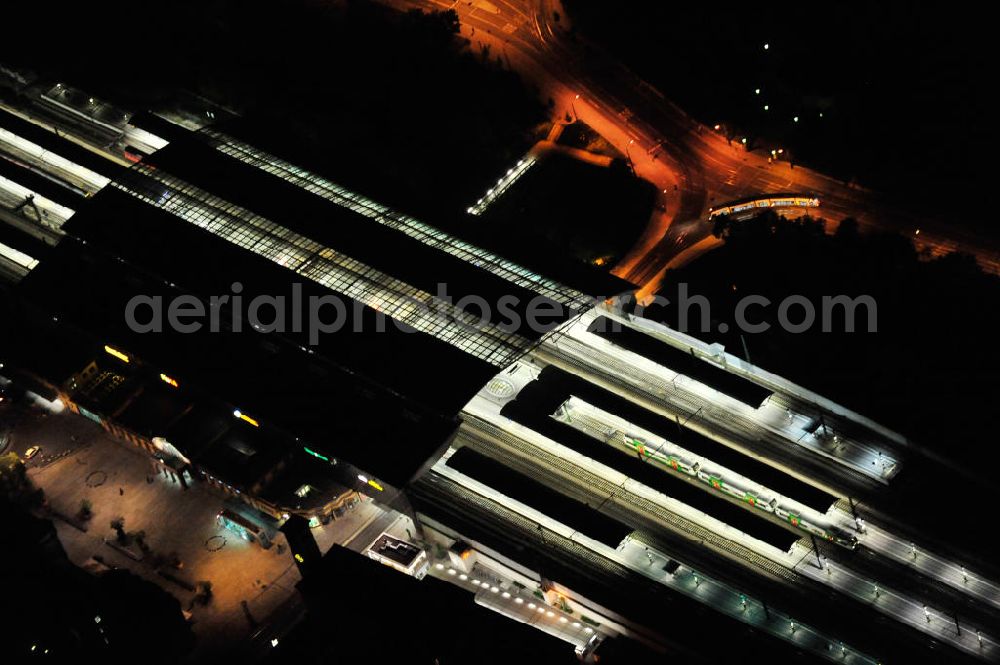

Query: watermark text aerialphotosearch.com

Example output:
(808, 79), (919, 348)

(125, 282), (877, 344)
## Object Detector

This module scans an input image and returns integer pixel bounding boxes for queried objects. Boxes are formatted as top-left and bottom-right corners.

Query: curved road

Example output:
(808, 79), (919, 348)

(381, 0), (1000, 290)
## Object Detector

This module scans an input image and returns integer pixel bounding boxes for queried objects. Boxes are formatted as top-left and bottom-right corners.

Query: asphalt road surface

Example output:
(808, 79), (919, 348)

(380, 0), (1000, 291)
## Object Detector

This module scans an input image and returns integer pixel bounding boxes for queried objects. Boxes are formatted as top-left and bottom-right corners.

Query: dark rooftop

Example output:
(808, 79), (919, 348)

(7, 222), (468, 486)
(254, 450), (351, 513)
(113, 381), (193, 439)
(196, 420), (288, 490)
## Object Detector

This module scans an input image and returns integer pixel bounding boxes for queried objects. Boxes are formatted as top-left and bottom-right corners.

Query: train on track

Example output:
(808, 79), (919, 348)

(623, 435), (858, 549)
(708, 194), (820, 219)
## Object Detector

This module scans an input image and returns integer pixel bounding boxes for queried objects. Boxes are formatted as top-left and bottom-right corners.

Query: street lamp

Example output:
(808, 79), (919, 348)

(104, 345), (130, 363)
(234, 409), (259, 427)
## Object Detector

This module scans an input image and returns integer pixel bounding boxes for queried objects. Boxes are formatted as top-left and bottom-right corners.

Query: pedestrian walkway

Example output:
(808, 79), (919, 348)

(18, 409), (298, 659)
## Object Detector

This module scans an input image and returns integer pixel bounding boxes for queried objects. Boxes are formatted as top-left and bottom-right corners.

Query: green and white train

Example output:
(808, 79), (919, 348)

(621, 435), (858, 549)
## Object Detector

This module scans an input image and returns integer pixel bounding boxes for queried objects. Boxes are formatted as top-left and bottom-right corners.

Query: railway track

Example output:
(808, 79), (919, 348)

(534, 338), (879, 494)
(460, 416), (799, 584)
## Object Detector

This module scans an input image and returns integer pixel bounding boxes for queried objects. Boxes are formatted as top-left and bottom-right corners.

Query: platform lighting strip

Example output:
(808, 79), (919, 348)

(0, 174), (76, 227)
(0, 126), (111, 193)
(0, 240), (39, 271)
(467, 155), (536, 216)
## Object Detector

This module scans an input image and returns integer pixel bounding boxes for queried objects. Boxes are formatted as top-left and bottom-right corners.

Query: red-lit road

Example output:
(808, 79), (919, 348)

(380, 0), (1000, 290)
